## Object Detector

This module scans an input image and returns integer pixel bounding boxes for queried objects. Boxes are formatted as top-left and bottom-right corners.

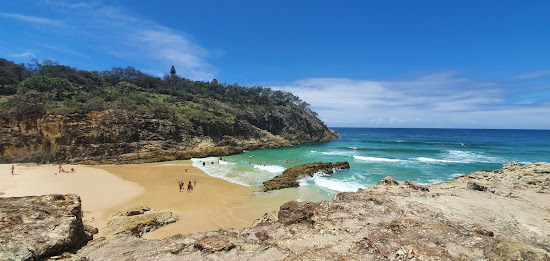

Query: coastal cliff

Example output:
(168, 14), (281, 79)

(0, 58), (338, 164)
(0, 108), (337, 164)
(3, 162), (548, 260)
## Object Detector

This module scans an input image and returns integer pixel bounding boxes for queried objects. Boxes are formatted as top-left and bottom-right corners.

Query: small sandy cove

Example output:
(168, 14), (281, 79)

(0, 161), (297, 239)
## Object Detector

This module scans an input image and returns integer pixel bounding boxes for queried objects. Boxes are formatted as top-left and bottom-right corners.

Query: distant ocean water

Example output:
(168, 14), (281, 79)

(193, 128), (550, 201)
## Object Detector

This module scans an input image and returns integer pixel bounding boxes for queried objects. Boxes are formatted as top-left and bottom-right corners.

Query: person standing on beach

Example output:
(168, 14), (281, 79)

(194, 180), (197, 188)
(11, 165), (14, 175)
(58, 165), (62, 174)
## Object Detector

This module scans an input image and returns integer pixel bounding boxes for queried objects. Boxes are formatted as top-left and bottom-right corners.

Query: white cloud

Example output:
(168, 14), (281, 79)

(270, 73), (549, 129)
(8, 51), (36, 58)
(514, 70), (550, 80)
(0, 13), (67, 27)
(12, 1), (217, 81)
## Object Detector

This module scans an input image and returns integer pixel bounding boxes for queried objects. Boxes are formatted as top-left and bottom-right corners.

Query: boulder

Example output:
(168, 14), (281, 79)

(194, 236), (236, 253)
(376, 176), (400, 186)
(0, 194), (92, 260)
(278, 201), (320, 225)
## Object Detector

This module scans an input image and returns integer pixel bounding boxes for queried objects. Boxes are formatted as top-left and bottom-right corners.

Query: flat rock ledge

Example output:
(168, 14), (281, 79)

(0, 194), (93, 260)
(101, 206), (179, 238)
(263, 161), (350, 191)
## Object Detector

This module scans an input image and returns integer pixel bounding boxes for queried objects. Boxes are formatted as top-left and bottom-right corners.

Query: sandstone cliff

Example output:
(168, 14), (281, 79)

(0, 108), (338, 164)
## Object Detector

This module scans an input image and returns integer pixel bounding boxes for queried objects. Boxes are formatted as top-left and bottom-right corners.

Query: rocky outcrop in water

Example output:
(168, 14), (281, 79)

(69, 162), (550, 260)
(0, 194), (93, 260)
(263, 161), (350, 191)
(0, 109), (338, 164)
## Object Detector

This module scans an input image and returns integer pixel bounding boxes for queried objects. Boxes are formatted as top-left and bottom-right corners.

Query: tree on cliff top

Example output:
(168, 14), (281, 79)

(0, 57), (321, 123)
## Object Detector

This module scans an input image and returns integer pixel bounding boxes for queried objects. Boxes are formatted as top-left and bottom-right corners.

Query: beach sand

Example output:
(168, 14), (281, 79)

(0, 161), (303, 239)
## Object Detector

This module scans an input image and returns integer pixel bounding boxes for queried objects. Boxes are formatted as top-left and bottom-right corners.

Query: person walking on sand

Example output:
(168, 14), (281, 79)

(178, 181), (184, 192)
(187, 181), (193, 192)
(194, 180), (197, 188)
(11, 165), (14, 175)
(58, 165), (62, 174)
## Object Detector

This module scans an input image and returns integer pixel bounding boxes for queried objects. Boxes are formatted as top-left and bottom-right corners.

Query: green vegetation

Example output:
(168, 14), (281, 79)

(0, 58), (317, 122)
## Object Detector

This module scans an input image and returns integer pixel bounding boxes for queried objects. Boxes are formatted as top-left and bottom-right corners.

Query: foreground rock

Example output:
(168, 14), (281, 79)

(0, 194), (93, 260)
(101, 206), (179, 238)
(71, 162), (550, 260)
(263, 161), (350, 191)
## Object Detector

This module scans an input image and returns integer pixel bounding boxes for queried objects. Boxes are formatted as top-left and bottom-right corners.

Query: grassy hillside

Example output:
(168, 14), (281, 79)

(0, 58), (317, 124)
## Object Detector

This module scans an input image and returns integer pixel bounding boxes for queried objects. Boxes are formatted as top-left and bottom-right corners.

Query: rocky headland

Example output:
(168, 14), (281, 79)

(0, 58), (339, 165)
(0, 109), (338, 164)
(2, 162), (549, 260)
(263, 161), (350, 191)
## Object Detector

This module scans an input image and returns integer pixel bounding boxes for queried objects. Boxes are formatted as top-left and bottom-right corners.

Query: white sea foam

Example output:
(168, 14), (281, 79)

(443, 150), (505, 164)
(353, 155), (401, 162)
(191, 157), (251, 187)
(349, 147), (358, 150)
(415, 151), (506, 164)
(321, 151), (353, 156)
(253, 164), (286, 174)
(219, 160), (235, 165)
(415, 157), (462, 163)
(302, 173), (364, 193)
(451, 173), (464, 178)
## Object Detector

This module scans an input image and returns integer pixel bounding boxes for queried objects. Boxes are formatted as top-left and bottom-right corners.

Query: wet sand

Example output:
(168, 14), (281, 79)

(0, 161), (304, 239)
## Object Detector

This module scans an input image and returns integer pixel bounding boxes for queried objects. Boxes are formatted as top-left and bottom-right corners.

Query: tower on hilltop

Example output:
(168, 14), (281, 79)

(170, 65), (176, 78)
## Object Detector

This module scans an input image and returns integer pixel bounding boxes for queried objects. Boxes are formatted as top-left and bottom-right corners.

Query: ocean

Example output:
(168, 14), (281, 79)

(193, 128), (550, 201)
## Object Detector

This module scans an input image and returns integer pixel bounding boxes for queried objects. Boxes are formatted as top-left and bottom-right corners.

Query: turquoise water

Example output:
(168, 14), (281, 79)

(193, 128), (550, 200)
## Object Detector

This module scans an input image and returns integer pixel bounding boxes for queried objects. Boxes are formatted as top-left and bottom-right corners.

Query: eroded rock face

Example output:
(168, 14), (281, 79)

(0, 109), (339, 164)
(0, 194), (92, 260)
(71, 162), (550, 260)
(263, 162), (350, 191)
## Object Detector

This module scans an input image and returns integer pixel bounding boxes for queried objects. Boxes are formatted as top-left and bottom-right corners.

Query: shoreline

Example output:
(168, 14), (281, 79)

(0, 161), (307, 239)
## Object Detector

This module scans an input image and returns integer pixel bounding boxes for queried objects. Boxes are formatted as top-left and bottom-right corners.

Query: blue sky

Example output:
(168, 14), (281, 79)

(1, 0), (550, 129)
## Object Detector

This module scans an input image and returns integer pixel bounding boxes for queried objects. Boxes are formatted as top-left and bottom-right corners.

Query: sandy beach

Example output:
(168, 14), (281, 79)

(0, 161), (301, 239)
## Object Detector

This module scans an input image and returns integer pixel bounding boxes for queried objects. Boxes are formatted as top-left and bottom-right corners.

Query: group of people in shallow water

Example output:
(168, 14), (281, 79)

(200, 158), (224, 167)
(179, 180), (197, 192)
